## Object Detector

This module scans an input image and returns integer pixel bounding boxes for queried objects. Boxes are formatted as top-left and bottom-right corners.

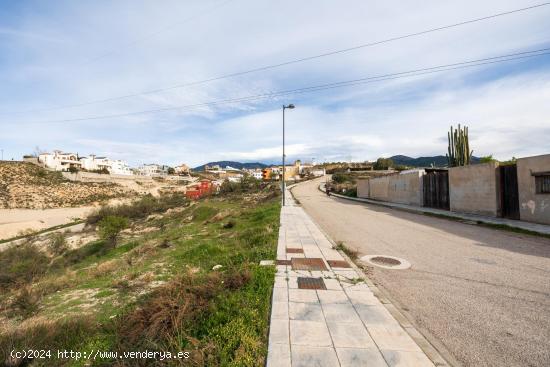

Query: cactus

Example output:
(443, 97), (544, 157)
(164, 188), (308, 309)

(446, 124), (473, 167)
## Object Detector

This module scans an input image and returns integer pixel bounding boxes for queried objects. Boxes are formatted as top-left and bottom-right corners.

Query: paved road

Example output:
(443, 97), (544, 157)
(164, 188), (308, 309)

(291, 178), (550, 367)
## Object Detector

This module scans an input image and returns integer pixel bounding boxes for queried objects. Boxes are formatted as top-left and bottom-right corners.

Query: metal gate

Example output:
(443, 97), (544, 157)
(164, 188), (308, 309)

(500, 165), (520, 219)
(423, 170), (450, 210)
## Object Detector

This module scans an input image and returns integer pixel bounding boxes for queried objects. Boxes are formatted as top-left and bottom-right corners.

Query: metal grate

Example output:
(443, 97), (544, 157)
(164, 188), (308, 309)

(327, 260), (351, 268)
(286, 248), (304, 253)
(291, 258), (328, 271)
(297, 277), (326, 290)
(276, 259), (292, 266)
(536, 175), (550, 194)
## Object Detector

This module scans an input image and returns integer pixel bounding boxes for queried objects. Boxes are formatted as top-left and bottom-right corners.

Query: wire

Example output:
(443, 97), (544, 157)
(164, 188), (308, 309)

(3, 2), (548, 115)
(12, 47), (550, 124)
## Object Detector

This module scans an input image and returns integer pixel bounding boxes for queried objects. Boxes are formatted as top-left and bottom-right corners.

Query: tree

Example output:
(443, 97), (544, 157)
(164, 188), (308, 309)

(373, 158), (394, 170)
(98, 215), (129, 248)
(446, 124), (473, 167)
(167, 167), (175, 175)
(479, 155), (497, 164)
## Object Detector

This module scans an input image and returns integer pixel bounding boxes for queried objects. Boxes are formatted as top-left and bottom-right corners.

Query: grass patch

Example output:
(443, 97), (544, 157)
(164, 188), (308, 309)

(335, 241), (358, 260)
(0, 187), (281, 366)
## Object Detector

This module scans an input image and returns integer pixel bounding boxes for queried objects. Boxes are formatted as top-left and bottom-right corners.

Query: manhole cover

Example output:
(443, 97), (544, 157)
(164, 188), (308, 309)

(291, 258), (328, 271)
(360, 255), (411, 270)
(286, 248), (304, 253)
(297, 277), (326, 290)
(327, 260), (351, 268)
(370, 256), (401, 266)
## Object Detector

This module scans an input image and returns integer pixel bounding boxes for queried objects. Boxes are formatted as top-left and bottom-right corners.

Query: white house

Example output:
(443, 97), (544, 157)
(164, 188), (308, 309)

(251, 171), (263, 180)
(79, 155), (133, 175)
(38, 150), (82, 171)
(137, 164), (169, 177)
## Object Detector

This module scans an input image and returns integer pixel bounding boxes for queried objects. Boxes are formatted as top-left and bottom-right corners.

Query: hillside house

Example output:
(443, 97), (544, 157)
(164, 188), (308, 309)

(38, 150), (82, 171)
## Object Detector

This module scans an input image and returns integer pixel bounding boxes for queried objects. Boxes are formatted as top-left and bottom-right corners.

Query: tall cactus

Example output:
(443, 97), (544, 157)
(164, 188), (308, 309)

(446, 124), (473, 167)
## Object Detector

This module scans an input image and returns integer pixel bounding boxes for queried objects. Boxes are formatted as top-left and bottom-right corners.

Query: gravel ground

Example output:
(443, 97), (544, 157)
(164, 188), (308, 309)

(292, 178), (550, 367)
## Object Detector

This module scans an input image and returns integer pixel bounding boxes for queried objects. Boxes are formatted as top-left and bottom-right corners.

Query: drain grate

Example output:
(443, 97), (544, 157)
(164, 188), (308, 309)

(276, 259), (291, 266)
(291, 258), (328, 271)
(286, 248), (304, 253)
(327, 260), (351, 268)
(370, 256), (401, 266)
(297, 277), (326, 290)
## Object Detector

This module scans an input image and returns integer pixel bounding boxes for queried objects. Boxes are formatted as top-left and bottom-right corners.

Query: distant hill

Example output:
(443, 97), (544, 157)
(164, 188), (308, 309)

(192, 161), (268, 171)
(390, 155), (480, 168)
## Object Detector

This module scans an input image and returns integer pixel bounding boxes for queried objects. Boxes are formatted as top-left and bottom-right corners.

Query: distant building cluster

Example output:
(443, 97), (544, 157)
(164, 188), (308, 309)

(203, 160), (325, 182)
(31, 150), (191, 177)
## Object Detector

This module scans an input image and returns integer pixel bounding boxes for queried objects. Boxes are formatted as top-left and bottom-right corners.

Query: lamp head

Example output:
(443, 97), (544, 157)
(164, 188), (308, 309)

(284, 104), (295, 109)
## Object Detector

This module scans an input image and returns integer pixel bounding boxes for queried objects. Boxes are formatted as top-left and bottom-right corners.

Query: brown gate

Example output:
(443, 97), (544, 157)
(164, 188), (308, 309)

(500, 165), (519, 219)
(423, 170), (449, 210)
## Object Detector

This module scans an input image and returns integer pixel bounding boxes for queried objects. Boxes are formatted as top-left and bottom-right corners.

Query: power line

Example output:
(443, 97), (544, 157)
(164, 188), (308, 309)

(3, 2), (548, 116)
(12, 47), (550, 124)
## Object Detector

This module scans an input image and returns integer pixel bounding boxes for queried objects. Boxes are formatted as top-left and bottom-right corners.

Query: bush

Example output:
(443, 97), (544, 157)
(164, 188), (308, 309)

(98, 216), (129, 247)
(0, 245), (49, 290)
(49, 232), (68, 255)
(332, 173), (349, 183)
(87, 194), (187, 225)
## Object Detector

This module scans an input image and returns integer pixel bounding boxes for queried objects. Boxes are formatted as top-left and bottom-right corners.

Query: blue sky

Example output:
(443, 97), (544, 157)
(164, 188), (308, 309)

(1, 0), (549, 166)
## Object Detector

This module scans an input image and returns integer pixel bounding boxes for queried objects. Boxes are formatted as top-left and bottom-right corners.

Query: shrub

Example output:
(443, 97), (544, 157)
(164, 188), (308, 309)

(0, 245), (49, 290)
(87, 194), (187, 225)
(98, 216), (129, 247)
(49, 232), (68, 255)
(332, 173), (349, 183)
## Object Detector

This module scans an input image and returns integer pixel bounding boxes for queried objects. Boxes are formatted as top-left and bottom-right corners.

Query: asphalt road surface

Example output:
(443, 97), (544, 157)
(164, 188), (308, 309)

(291, 178), (550, 367)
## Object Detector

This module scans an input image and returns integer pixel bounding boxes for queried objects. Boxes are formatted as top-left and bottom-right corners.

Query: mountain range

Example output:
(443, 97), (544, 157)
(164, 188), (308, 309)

(389, 155), (480, 167)
(193, 155), (481, 171)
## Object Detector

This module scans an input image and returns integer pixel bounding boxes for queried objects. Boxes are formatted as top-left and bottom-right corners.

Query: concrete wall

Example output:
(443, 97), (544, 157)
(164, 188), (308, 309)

(62, 171), (153, 183)
(517, 154), (550, 225)
(357, 179), (369, 198)
(448, 162), (500, 217)
(387, 170), (424, 206)
(356, 170), (424, 206)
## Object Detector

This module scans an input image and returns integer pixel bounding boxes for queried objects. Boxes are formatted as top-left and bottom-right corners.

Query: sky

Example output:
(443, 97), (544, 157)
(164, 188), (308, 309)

(0, 0), (549, 167)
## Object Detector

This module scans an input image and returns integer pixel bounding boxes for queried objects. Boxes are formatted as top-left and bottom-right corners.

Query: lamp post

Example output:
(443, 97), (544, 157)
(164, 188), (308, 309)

(282, 104), (295, 206)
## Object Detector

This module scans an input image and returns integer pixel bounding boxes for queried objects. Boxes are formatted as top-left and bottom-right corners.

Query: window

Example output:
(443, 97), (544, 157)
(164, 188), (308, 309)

(535, 175), (550, 194)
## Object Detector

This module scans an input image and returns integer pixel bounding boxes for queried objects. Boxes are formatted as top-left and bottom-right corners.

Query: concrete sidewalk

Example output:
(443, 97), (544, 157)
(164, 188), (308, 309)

(266, 191), (439, 367)
(320, 184), (550, 236)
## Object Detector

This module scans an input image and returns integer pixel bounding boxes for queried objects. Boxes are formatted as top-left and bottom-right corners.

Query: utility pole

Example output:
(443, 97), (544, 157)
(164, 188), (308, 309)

(282, 104), (295, 206)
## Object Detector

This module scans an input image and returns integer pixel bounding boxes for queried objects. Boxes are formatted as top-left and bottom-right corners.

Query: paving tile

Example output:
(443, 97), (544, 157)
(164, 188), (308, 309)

(274, 276), (288, 289)
(342, 282), (371, 292)
(346, 290), (379, 306)
(367, 325), (423, 352)
(336, 347), (389, 367)
(323, 278), (343, 290)
(327, 321), (376, 348)
(322, 303), (361, 323)
(272, 287), (288, 303)
(290, 320), (333, 347)
(289, 302), (325, 322)
(320, 247), (345, 260)
(297, 277), (327, 290)
(356, 305), (399, 326)
(266, 343), (291, 367)
(287, 253), (305, 260)
(335, 270), (362, 279)
(291, 346), (340, 367)
(289, 289), (319, 303)
(317, 289), (350, 304)
(269, 320), (289, 344)
(288, 277), (298, 289)
(271, 301), (289, 320)
(380, 349), (435, 367)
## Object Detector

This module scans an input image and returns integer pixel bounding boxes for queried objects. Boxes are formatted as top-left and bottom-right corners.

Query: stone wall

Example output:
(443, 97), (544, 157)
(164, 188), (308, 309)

(62, 171), (153, 183)
(448, 162), (500, 217)
(517, 154), (550, 225)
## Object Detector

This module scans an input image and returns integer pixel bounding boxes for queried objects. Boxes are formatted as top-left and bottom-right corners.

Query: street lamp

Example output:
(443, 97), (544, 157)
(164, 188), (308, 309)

(282, 104), (295, 206)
